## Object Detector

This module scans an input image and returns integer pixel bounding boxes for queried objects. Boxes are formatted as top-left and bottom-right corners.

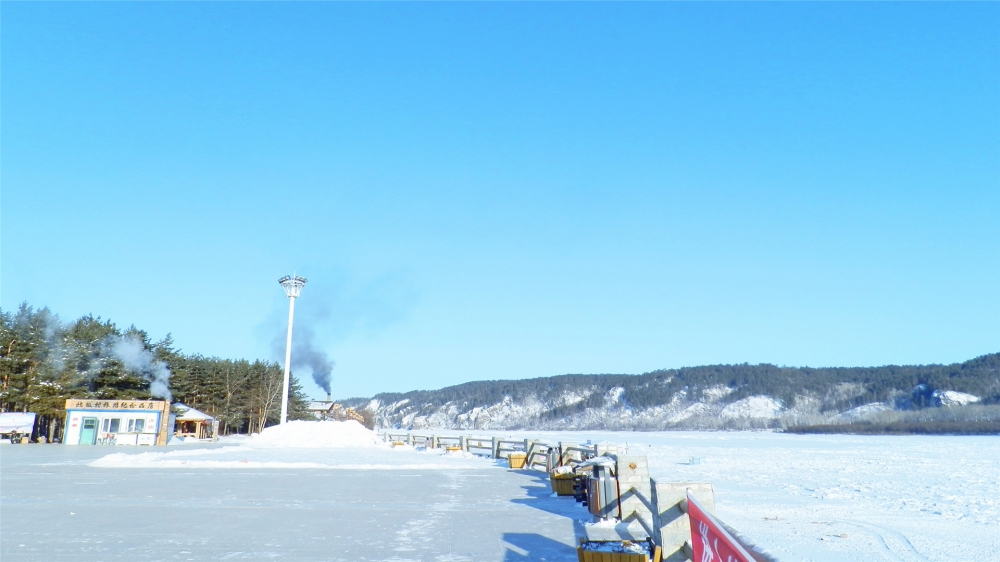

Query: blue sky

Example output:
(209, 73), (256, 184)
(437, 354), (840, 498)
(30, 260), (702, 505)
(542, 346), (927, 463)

(3, 2), (998, 400)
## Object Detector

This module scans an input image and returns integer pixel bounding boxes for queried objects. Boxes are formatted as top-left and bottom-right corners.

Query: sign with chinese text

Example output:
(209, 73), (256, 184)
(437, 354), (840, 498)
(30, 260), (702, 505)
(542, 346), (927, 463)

(687, 490), (756, 562)
(65, 399), (168, 411)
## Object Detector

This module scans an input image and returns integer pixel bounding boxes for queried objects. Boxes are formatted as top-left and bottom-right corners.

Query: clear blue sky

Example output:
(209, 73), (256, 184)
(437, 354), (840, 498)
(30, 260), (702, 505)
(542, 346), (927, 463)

(3, 2), (998, 400)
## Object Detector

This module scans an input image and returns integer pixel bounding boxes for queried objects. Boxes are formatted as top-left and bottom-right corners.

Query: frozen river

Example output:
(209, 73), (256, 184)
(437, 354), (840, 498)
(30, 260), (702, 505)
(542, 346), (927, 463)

(2, 431), (998, 561)
(499, 431), (1000, 561)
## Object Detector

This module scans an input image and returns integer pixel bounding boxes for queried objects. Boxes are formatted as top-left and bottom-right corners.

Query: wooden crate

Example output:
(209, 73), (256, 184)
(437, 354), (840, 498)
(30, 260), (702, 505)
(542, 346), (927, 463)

(576, 545), (661, 562)
(550, 473), (577, 496)
(508, 453), (527, 469)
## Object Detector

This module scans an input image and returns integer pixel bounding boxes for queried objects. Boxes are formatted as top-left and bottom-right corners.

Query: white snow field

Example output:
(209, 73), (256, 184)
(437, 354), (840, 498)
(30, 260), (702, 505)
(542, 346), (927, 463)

(1, 422), (581, 561)
(2, 424), (998, 561)
(504, 430), (1000, 562)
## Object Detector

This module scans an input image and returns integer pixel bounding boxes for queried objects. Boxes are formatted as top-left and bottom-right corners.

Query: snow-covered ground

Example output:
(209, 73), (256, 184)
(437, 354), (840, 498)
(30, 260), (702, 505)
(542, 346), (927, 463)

(500, 430), (1000, 561)
(1, 428), (579, 561)
(3, 424), (997, 561)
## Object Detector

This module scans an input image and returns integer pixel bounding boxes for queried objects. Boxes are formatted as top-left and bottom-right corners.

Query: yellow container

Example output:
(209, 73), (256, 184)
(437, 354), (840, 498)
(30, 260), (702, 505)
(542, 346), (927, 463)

(446, 446), (462, 452)
(508, 452), (527, 469)
(550, 472), (577, 496)
(576, 545), (660, 562)
(392, 441), (406, 447)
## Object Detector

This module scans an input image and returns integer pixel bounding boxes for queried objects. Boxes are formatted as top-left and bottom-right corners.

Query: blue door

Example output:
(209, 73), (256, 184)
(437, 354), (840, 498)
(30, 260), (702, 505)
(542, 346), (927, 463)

(79, 417), (98, 445)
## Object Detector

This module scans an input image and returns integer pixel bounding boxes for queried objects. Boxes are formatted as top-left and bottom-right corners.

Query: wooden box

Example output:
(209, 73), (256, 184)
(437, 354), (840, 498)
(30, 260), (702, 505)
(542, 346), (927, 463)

(576, 545), (661, 562)
(550, 472), (577, 496)
(508, 453), (527, 469)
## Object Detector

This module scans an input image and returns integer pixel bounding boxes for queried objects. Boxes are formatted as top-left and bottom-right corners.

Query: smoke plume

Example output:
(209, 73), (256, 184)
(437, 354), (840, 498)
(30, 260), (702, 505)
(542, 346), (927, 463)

(109, 335), (173, 401)
(287, 324), (335, 396)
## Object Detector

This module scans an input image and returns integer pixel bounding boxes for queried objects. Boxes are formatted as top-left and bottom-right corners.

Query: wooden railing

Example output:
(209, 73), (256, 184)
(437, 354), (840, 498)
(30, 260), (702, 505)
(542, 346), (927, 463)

(378, 431), (603, 468)
(378, 430), (770, 562)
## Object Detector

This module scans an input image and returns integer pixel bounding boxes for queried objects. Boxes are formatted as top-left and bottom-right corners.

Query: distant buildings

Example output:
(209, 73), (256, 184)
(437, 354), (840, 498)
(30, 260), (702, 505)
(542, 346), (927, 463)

(307, 401), (366, 425)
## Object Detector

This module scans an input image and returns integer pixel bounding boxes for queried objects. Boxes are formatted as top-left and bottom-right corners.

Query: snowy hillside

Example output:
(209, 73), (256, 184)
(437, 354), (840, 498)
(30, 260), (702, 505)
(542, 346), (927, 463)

(344, 353), (999, 431)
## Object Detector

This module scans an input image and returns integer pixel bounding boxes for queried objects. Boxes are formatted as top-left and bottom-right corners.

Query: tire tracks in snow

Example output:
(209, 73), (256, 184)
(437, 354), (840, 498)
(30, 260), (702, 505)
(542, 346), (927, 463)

(835, 519), (930, 562)
(391, 471), (471, 562)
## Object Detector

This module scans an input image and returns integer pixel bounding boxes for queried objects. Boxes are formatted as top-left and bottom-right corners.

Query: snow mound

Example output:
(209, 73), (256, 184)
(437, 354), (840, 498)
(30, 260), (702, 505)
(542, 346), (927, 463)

(934, 390), (980, 407)
(720, 396), (783, 419)
(245, 420), (385, 449)
(667, 402), (712, 423)
(703, 385), (735, 401)
(833, 402), (891, 422)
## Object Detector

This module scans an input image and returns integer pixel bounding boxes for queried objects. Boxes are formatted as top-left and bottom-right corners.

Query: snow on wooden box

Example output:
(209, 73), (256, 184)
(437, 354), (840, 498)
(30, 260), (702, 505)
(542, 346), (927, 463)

(550, 472), (577, 495)
(576, 543), (662, 562)
(508, 452), (527, 469)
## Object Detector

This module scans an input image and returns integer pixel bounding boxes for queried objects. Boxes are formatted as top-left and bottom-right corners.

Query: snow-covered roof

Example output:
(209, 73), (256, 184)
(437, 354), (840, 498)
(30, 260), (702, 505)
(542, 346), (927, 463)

(308, 401), (335, 412)
(0, 412), (36, 433)
(173, 403), (214, 422)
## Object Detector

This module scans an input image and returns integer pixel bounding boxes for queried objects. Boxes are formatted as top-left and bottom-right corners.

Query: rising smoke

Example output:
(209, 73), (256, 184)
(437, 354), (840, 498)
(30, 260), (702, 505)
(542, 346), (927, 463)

(108, 335), (173, 401)
(289, 325), (335, 396)
(266, 270), (415, 398)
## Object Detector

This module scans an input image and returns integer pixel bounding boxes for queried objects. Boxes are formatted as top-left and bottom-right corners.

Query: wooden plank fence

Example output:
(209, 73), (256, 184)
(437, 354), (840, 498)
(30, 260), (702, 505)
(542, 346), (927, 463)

(379, 431), (603, 468)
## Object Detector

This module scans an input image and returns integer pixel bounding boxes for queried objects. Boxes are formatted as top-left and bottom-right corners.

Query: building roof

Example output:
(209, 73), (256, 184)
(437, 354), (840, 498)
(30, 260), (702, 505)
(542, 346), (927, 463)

(173, 403), (214, 422)
(308, 401), (335, 412)
(0, 412), (36, 433)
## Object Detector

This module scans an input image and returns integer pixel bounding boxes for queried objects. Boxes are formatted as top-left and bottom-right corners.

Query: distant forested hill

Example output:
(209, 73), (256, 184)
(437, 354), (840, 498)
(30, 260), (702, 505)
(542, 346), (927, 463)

(343, 354), (1000, 430)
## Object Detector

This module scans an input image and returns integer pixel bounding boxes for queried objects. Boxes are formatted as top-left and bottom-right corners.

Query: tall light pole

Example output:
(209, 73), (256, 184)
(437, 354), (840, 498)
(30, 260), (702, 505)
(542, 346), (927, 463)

(278, 274), (307, 424)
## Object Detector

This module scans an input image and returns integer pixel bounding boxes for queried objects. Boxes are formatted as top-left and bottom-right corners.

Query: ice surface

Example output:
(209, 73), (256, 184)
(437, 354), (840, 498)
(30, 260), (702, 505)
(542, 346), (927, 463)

(88, 443), (496, 470)
(3, 430), (998, 561)
(499, 430), (1000, 562)
(1, 442), (581, 561)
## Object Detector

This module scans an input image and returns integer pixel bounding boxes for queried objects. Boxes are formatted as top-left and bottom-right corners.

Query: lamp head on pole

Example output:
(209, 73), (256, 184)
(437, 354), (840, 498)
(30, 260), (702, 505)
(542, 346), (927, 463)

(278, 275), (308, 298)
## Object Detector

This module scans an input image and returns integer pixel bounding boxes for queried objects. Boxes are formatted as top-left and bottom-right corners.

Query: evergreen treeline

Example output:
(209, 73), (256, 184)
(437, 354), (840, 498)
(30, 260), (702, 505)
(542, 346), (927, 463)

(344, 354), (1000, 420)
(0, 303), (311, 441)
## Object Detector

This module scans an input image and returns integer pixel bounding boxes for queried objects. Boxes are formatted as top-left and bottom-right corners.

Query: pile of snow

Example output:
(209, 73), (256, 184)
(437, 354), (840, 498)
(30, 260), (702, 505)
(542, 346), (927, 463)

(719, 396), (783, 419)
(832, 402), (891, 422)
(667, 402), (712, 423)
(935, 390), (980, 407)
(245, 420), (385, 449)
(703, 385), (736, 401)
(581, 541), (648, 554)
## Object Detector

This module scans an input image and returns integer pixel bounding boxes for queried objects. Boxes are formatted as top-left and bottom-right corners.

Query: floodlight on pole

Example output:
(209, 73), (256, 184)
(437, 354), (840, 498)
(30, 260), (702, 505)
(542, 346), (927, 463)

(278, 274), (307, 424)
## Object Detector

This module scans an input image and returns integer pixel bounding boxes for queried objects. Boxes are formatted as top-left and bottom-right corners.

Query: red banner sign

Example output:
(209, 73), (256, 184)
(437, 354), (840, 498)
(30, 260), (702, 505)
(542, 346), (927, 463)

(687, 490), (756, 562)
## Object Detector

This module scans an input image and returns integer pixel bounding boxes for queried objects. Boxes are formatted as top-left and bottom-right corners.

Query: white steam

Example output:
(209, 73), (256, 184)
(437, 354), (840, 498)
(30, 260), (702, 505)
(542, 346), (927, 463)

(110, 335), (172, 401)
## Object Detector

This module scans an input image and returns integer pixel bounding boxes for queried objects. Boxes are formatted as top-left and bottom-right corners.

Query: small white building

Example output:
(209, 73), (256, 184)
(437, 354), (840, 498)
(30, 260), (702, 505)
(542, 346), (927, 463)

(64, 399), (171, 446)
